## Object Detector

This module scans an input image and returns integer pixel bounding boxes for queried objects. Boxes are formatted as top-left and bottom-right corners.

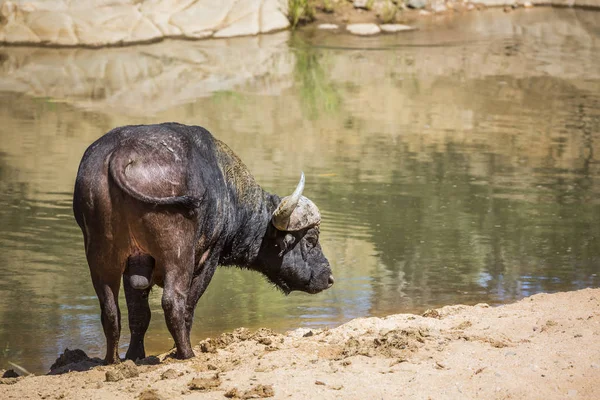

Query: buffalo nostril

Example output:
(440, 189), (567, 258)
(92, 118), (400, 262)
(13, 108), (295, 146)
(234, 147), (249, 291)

(327, 275), (335, 288)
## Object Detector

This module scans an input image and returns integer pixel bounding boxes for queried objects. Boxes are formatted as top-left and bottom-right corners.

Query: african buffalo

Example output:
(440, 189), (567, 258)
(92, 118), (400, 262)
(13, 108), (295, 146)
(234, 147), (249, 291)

(72, 123), (333, 363)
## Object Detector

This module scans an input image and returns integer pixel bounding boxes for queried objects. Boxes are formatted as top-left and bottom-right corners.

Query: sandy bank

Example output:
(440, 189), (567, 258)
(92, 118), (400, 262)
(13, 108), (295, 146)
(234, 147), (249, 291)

(1, 288), (599, 399)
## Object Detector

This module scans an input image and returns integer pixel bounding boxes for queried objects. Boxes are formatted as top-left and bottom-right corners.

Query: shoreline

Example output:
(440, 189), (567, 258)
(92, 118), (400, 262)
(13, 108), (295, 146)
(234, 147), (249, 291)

(0, 1), (599, 48)
(2, 288), (599, 399)
(299, 0), (600, 37)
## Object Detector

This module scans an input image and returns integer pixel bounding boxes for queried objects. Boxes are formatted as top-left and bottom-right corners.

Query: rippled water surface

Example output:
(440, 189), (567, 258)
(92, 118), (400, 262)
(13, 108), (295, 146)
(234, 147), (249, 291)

(0, 8), (599, 373)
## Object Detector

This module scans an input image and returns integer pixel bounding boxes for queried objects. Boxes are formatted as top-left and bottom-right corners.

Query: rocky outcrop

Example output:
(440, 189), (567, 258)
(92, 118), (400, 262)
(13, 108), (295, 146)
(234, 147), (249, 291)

(1, 0), (600, 46)
(0, 0), (289, 46)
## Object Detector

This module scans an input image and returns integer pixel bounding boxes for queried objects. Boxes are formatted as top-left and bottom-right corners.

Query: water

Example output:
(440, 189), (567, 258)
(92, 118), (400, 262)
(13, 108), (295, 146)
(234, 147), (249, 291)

(0, 8), (599, 374)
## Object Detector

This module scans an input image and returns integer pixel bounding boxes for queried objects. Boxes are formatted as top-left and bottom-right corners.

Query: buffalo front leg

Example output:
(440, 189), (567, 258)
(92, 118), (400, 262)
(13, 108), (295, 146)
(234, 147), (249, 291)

(161, 254), (194, 359)
(185, 254), (219, 335)
(123, 255), (153, 361)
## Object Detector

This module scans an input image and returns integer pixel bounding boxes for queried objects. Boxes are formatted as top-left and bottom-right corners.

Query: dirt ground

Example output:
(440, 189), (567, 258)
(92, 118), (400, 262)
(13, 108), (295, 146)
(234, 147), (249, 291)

(1, 288), (600, 399)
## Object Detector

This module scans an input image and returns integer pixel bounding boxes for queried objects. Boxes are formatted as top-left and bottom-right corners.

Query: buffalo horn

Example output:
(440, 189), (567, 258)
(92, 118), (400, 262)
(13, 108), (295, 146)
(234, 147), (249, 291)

(272, 172), (305, 230)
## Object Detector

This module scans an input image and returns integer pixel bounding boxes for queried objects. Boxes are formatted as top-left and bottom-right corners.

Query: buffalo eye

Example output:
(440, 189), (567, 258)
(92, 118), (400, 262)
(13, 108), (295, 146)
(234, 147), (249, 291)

(305, 234), (318, 248)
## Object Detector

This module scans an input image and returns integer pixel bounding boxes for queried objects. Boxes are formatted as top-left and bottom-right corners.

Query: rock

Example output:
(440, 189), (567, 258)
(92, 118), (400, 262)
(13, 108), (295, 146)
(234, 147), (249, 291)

(105, 360), (140, 382)
(432, 3), (448, 12)
(346, 23), (381, 36)
(422, 309), (441, 319)
(138, 389), (165, 400)
(318, 24), (339, 30)
(289, 328), (313, 338)
(406, 0), (428, 9)
(379, 24), (416, 33)
(50, 349), (91, 371)
(353, 0), (371, 9)
(0, 0), (290, 46)
(523, 1), (533, 6)
(258, 337), (273, 345)
(419, 9), (431, 15)
(241, 384), (275, 398)
(160, 368), (182, 380)
(188, 375), (221, 391)
(49, 348), (102, 375)
(2, 369), (19, 378)
(224, 387), (241, 398)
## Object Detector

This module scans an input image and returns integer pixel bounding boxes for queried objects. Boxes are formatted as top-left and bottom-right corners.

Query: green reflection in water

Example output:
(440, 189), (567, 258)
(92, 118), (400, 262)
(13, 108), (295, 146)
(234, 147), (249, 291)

(0, 8), (599, 375)
(291, 34), (341, 119)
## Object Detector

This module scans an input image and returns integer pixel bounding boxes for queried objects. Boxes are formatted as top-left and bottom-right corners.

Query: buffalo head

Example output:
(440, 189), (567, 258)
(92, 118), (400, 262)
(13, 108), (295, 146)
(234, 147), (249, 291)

(257, 173), (334, 294)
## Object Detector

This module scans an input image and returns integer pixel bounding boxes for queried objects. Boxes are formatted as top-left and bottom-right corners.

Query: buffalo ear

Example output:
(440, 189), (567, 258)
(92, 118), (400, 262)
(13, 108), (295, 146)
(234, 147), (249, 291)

(279, 234), (295, 256)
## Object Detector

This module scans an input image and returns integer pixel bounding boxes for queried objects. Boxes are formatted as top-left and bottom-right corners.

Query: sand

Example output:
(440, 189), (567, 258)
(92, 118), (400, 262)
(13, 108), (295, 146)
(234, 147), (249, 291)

(1, 288), (599, 399)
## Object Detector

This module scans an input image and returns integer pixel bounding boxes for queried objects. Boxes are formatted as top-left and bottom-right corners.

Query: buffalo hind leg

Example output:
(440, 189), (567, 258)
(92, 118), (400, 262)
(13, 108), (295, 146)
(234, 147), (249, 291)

(124, 254), (154, 360)
(90, 271), (122, 364)
(161, 253), (194, 359)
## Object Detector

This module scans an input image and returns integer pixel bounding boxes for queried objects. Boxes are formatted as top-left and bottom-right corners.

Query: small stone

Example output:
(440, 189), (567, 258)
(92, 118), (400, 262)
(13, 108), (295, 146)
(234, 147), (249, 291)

(199, 340), (217, 353)
(353, 0), (370, 9)
(289, 328), (312, 338)
(419, 10), (431, 15)
(241, 384), (274, 398)
(318, 24), (339, 30)
(188, 375), (221, 391)
(432, 4), (447, 12)
(315, 380), (326, 385)
(407, 0), (428, 9)
(105, 370), (122, 382)
(224, 387), (240, 398)
(258, 337), (273, 346)
(422, 309), (441, 319)
(434, 362), (448, 370)
(523, 1), (533, 7)
(105, 360), (139, 382)
(160, 369), (181, 380)
(346, 23), (381, 36)
(379, 24), (416, 33)
(138, 389), (165, 400)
